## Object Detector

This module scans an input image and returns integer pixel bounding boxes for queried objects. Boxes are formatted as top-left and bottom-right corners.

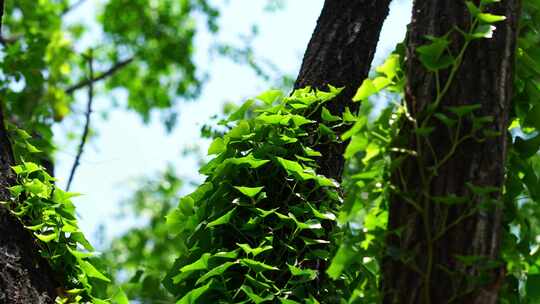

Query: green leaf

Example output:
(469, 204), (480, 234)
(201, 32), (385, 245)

(280, 298), (301, 304)
(416, 36), (453, 71)
(257, 89), (283, 105)
(321, 107), (341, 122)
(196, 261), (237, 285)
(112, 288), (129, 304)
(180, 253), (212, 273)
(290, 115), (314, 126)
(353, 79), (377, 102)
(341, 117), (367, 140)
(207, 207), (237, 228)
(257, 113), (290, 125)
(254, 208), (278, 218)
(237, 243), (273, 257)
(477, 13), (506, 24)
(465, 1), (480, 17)
(80, 261), (111, 282)
(228, 99), (254, 121)
(373, 76), (391, 91)
(327, 243), (355, 279)
(35, 231), (58, 243)
(24, 179), (50, 198)
(303, 146), (322, 157)
(447, 104), (481, 117)
(240, 285), (274, 304)
(228, 120), (251, 139)
(287, 264), (317, 279)
(344, 134), (368, 159)
(276, 157), (314, 181)
(376, 54), (400, 80)
(71, 232), (94, 251)
(307, 203), (336, 221)
(208, 137), (227, 155)
(234, 186), (264, 198)
(434, 113), (457, 127)
(240, 258), (279, 273)
(228, 155), (270, 168)
(414, 127), (435, 136)
(471, 24), (496, 39)
(176, 280), (213, 304)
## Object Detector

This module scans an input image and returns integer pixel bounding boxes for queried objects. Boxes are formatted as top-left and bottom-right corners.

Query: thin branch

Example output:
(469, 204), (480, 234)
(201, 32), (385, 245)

(65, 56), (134, 94)
(66, 54), (94, 191)
(61, 0), (87, 16)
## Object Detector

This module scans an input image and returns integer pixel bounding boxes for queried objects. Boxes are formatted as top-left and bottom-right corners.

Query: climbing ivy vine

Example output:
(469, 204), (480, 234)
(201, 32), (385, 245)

(2, 127), (117, 304)
(164, 86), (353, 303)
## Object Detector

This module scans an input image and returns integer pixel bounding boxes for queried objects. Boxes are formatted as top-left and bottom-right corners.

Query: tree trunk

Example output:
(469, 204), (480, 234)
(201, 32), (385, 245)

(294, 0), (391, 180)
(0, 104), (58, 303)
(0, 0), (58, 301)
(382, 0), (520, 303)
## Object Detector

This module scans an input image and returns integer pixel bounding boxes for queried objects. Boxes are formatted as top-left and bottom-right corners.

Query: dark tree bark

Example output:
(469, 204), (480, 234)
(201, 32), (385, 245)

(0, 0), (58, 302)
(0, 103), (58, 303)
(295, 0), (391, 180)
(382, 0), (520, 303)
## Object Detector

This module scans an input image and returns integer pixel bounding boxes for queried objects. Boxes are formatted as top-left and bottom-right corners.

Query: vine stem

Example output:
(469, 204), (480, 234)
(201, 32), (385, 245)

(416, 19), (479, 304)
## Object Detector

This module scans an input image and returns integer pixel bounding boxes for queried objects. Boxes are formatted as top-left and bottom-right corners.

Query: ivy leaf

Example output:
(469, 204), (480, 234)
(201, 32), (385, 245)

(234, 186), (264, 198)
(321, 107), (341, 122)
(176, 280), (213, 304)
(417, 36), (453, 71)
(24, 179), (50, 198)
(344, 134), (368, 159)
(228, 121), (251, 139)
(280, 298), (301, 304)
(471, 24), (496, 39)
(447, 104), (481, 117)
(237, 243), (273, 257)
(34, 231), (58, 243)
(207, 207), (237, 228)
(435, 113), (457, 127)
(353, 79), (377, 102)
(80, 261), (111, 282)
(414, 127), (435, 136)
(195, 261), (236, 285)
(287, 264), (317, 279)
(240, 258), (279, 272)
(240, 285), (274, 304)
(112, 288), (129, 304)
(228, 155), (270, 168)
(327, 243), (356, 279)
(257, 89), (283, 105)
(477, 13), (506, 24)
(276, 157), (313, 181)
(376, 54), (400, 80)
(228, 99), (254, 121)
(465, 1), (480, 17)
(180, 253), (212, 273)
(208, 138), (227, 155)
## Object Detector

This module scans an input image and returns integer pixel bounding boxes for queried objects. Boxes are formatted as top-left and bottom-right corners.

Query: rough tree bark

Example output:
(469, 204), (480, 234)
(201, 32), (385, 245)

(294, 0), (391, 180)
(382, 0), (520, 303)
(0, 104), (58, 303)
(0, 0), (58, 302)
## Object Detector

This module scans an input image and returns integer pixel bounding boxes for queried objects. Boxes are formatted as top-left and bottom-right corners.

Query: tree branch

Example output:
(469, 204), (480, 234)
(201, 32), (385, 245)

(66, 55), (94, 191)
(65, 56), (134, 94)
(61, 0), (87, 16)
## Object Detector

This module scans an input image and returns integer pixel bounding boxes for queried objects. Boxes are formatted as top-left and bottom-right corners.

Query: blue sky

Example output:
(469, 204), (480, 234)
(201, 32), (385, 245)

(52, 0), (412, 247)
